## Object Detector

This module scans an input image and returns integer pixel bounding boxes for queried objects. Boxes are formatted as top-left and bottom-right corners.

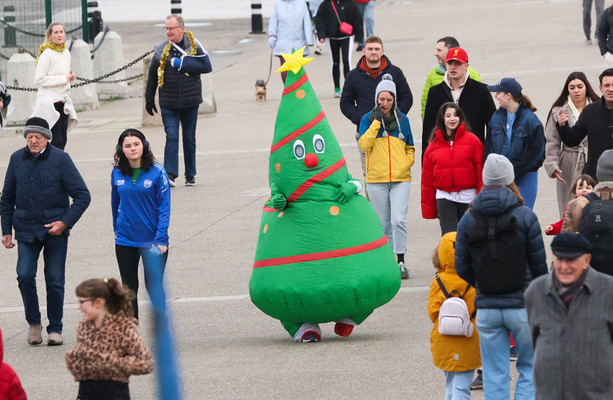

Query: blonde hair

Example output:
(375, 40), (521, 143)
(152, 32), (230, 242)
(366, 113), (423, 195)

(44, 22), (65, 44)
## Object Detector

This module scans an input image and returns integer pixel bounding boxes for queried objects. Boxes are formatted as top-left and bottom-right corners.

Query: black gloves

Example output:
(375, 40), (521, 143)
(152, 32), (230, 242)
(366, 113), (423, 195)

(145, 102), (158, 116)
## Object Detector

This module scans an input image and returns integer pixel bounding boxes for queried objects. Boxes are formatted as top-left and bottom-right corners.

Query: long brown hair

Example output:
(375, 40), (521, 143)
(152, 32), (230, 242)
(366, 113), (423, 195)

(547, 72), (599, 121)
(75, 278), (135, 317)
(507, 182), (524, 205)
(429, 102), (471, 143)
(511, 94), (537, 112)
(113, 128), (155, 175)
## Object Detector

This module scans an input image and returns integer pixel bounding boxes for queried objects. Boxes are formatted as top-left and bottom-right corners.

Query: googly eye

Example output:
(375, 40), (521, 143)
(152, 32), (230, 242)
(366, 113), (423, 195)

(313, 134), (325, 154)
(293, 140), (305, 160)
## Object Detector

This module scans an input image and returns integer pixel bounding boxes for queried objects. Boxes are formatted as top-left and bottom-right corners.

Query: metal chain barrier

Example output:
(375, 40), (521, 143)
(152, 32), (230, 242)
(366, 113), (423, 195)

(0, 19), (82, 37)
(6, 48), (154, 91)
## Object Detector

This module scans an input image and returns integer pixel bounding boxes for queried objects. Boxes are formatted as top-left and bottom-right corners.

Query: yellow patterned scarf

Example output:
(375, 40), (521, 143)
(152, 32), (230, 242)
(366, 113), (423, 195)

(157, 30), (197, 87)
(37, 42), (66, 60)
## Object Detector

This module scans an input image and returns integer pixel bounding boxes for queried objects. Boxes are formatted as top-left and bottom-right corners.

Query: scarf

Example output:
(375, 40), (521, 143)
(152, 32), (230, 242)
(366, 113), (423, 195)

(567, 95), (591, 122)
(157, 30), (198, 87)
(368, 104), (403, 139)
(360, 56), (389, 80)
(553, 268), (588, 309)
(37, 42), (66, 60)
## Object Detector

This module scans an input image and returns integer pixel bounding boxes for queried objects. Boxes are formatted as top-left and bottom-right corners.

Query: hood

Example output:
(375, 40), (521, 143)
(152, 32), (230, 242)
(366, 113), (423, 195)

(471, 185), (520, 216)
(436, 231), (457, 274)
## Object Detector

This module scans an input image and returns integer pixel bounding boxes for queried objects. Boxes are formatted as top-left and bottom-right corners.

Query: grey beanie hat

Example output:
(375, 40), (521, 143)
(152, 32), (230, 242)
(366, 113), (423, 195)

(483, 153), (515, 186)
(374, 73), (396, 104)
(23, 117), (52, 140)
(597, 149), (613, 182)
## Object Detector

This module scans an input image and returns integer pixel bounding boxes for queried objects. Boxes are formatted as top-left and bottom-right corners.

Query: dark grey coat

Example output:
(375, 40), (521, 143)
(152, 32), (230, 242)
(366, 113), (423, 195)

(525, 267), (613, 400)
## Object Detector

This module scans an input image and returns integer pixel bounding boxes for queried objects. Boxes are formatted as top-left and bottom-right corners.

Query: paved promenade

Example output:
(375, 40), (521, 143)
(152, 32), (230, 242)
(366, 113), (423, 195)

(0, 0), (602, 398)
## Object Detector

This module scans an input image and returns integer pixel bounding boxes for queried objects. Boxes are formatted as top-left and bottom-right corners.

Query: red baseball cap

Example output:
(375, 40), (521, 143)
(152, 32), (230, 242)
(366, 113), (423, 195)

(445, 47), (468, 64)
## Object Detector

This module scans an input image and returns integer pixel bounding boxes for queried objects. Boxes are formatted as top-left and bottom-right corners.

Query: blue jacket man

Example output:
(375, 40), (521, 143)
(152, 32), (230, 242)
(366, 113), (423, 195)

(145, 14), (213, 187)
(0, 117), (90, 346)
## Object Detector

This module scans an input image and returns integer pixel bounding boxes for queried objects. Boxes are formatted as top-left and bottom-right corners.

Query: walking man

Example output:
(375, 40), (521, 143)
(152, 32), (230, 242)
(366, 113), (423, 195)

(422, 47), (495, 158)
(0, 117), (90, 346)
(145, 14), (213, 187)
(526, 232), (613, 399)
(340, 35), (412, 179)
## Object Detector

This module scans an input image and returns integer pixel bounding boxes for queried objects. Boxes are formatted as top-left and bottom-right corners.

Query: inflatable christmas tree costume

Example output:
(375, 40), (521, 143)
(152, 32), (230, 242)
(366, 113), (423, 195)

(249, 48), (401, 342)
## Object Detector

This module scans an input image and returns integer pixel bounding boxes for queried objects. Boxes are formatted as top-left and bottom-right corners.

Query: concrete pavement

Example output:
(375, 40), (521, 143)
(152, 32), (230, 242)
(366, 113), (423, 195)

(0, 0), (601, 398)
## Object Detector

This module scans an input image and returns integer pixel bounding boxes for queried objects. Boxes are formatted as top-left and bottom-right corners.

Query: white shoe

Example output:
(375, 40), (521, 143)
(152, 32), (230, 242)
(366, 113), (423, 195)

(399, 262), (411, 279)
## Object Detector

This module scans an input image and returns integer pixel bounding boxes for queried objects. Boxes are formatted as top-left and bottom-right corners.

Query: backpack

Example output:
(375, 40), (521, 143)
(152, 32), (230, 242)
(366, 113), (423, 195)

(579, 189), (613, 275)
(435, 275), (474, 337)
(465, 204), (527, 295)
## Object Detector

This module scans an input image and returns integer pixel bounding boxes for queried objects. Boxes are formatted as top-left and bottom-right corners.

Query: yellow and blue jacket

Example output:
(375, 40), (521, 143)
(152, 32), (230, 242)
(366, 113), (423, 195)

(358, 110), (415, 183)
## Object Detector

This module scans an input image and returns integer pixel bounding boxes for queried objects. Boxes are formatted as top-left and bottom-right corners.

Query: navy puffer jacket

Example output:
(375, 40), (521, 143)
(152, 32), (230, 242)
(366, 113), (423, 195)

(455, 185), (547, 309)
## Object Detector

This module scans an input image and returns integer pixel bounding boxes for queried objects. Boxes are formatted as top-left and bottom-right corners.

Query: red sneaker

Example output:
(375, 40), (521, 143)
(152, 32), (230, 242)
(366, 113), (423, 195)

(334, 322), (354, 337)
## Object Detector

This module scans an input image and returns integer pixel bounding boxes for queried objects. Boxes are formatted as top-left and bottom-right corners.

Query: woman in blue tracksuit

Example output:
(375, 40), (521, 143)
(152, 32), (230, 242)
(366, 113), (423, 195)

(111, 128), (171, 319)
(486, 78), (545, 209)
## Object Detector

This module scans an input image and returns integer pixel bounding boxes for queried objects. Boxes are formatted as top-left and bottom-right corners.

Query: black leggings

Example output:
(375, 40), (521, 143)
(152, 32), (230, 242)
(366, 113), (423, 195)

(51, 101), (68, 150)
(436, 198), (469, 236)
(78, 380), (130, 400)
(328, 37), (352, 88)
(115, 244), (168, 319)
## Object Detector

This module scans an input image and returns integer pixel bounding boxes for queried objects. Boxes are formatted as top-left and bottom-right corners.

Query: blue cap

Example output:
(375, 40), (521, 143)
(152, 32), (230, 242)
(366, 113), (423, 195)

(487, 78), (523, 97)
(551, 232), (592, 260)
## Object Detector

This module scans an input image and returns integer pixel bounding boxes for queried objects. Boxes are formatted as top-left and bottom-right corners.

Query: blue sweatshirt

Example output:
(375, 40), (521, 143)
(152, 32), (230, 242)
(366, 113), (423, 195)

(111, 162), (171, 247)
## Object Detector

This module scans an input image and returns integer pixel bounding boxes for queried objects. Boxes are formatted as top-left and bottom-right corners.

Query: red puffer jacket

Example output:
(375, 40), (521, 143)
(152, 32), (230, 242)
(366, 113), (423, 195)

(421, 124), (484, 219)
(0, 328), (28, 400)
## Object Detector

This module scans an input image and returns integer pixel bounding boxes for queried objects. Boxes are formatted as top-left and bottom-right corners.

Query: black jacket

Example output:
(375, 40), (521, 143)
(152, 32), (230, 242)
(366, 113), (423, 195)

(557, 97), (613, 180)
(340, 55), (413, 129)
(145, 35), (212, 109)
(422, 77), (496, 157)
(597, 7), (613, 55)
(315, 0), (363, 42)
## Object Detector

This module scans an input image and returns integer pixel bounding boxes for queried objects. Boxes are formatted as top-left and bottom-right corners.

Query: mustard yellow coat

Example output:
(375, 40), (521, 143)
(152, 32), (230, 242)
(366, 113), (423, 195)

(427, 232), (481, 372)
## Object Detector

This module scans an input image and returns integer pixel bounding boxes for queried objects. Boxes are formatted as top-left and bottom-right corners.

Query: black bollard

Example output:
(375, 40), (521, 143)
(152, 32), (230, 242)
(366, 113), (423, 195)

(3, 5), (16, 48)
(171, 0), (182, 15)
(87, 2), (103, 43)
(250, 0), (265, 34)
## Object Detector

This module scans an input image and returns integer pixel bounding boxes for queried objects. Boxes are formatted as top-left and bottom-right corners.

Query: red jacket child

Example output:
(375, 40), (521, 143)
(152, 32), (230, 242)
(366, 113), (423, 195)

(0, 328), (27, 400)
(421, 123), (484, 219)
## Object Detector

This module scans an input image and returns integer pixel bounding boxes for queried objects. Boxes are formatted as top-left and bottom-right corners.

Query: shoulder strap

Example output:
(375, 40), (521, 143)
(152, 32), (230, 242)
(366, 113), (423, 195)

(329, 1), (342, 24)
(586, 191), (600, 202)
(435, 274), (451, 298)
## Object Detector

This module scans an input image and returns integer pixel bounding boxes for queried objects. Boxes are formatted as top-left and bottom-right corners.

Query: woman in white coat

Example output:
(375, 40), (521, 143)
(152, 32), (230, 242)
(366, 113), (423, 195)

(268, 0), (313, 83)
(32, 22), (77, 151)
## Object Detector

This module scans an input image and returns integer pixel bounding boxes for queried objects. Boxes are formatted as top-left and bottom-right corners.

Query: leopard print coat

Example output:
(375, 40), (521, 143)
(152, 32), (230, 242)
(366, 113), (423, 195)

(65, 312), (153, 383)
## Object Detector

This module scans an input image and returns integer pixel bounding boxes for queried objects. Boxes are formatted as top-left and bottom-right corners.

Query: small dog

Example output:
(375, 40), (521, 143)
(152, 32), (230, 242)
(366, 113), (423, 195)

(255, 79), (267, 101)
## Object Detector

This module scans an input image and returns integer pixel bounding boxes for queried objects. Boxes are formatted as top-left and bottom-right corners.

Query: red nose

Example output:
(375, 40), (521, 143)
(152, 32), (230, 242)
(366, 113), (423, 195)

(304, 153), (319, 168)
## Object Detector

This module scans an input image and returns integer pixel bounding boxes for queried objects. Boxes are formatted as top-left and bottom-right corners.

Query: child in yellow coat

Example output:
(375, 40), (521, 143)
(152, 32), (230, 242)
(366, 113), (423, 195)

(428, 232), (481, 400)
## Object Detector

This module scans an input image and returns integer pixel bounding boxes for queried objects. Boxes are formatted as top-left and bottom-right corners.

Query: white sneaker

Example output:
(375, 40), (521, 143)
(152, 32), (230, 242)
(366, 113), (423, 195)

(399, 262), (411, 279)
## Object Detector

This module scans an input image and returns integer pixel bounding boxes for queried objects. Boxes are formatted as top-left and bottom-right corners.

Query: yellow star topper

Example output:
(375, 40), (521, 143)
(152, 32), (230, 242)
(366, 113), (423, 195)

(276, 47), (314, 75)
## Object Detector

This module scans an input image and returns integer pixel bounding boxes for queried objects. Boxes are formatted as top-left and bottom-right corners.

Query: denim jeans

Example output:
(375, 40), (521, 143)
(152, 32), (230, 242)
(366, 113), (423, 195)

(515, 171), (538, 210)
(16, 235), (68, 333)
(443, 370), (474, 400)
(356, 1), (375, 39)
(367, 181), (411, 254)
(476, 308), (535, 400)
(161, 105), (199, 179)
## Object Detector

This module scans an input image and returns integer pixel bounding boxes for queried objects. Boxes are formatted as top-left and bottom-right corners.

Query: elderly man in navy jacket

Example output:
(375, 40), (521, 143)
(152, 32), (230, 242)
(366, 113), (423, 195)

(0, 117), (90, 346)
